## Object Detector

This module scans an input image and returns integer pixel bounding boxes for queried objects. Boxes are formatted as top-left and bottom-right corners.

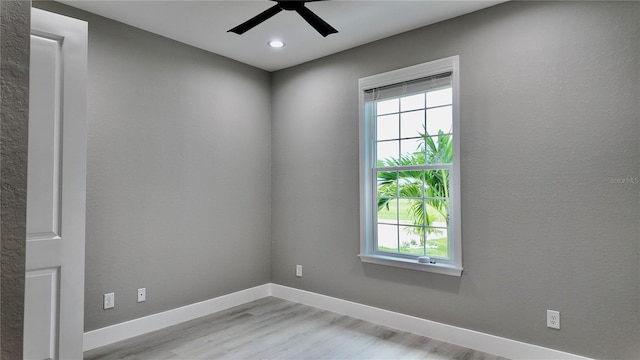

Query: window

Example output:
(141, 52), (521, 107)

(358, 56), (462, 276)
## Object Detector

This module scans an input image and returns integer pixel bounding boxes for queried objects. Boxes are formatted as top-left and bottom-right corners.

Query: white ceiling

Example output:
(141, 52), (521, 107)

(58, 0), (506, 72)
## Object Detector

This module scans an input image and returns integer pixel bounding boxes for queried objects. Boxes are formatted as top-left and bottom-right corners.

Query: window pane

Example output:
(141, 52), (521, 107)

(377, 198), (397, 224)
(400, 138), (422, 161)
(397, 198), (413, 225)
(377, 114), (399, 141)
(399, 226), (424, 255)
(426, 227), (448, 258)
(424, 170), (450, 199)
(400, 93), (425, 112)
(377, 224), (398, 252)
(397, 173), (424, 199)
(424, 135), (452, 164)
(377, 141), (399, 165)
(398, 199), (423, 228)
(377, 98), (399, 115)
(425, 199), (449, 227)
(426, 88), (452, 108)
(377, 171), (397, 196)
(400, 110), (424, 139)
(426, 106), (452, 135)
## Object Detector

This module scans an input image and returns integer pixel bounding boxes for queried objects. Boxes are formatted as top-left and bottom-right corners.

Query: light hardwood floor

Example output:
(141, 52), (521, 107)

(84, 297), (508, 360)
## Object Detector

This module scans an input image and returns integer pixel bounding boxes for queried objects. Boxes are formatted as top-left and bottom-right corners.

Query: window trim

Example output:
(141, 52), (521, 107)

(358, 56), (462, 276)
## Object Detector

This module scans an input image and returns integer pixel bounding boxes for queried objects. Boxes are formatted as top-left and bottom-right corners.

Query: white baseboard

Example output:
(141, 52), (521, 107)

(270, 284), (591, 360)
(84, 283), (591, 360)
(83, 284), (271, 351)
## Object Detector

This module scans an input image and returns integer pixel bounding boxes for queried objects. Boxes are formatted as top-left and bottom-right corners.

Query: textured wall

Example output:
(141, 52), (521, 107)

(0, 0), (30, 358)
(271, 2), (639, 359)
(33, 2), (272, 331)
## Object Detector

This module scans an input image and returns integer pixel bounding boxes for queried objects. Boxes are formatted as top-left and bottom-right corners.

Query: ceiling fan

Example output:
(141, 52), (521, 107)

(228, 0), (338, 37)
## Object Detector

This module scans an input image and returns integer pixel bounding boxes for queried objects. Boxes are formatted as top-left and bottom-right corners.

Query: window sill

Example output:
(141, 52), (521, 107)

(358, 254), (463, 277)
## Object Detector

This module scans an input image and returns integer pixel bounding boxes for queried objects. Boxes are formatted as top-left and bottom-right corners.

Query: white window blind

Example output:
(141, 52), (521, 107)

(363, 71), (452, 102)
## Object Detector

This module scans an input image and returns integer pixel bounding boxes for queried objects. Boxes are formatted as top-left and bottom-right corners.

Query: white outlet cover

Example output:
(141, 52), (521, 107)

(138, 288), (146, 303)
(547, 310), (560, 329)
(103, 292), (114, 310)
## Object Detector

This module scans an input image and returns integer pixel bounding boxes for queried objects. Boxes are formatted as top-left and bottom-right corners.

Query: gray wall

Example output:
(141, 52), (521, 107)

(271, 1), (639, 359)
(0, 0), (30, 357)
(34, 2), (272, 331)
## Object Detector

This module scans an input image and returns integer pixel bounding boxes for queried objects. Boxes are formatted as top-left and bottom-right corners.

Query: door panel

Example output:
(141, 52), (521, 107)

(25, 8), (87, 360)
(23, 268), (59, 360)
(27, 34), (62, 241)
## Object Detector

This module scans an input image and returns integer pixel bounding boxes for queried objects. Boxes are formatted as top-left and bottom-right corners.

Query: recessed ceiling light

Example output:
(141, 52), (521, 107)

(268, 40), (285, 48)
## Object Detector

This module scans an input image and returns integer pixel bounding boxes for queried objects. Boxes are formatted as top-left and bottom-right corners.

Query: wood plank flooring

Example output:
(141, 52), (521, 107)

(84, 297), (508, 360)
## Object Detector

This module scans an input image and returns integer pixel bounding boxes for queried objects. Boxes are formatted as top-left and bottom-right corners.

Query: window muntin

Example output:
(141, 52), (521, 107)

(359, 56), (462, 276)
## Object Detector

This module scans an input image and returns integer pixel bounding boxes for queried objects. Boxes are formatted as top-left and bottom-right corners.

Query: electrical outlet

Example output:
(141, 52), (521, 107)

(137, 288), (146, 303)
(547, 310), (560, 329)
(103, 292), (114, 310)
(296, 264), (302, 277)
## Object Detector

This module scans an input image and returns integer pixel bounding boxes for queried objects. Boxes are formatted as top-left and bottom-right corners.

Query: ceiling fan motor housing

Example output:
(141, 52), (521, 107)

(278, 1), (305, 11)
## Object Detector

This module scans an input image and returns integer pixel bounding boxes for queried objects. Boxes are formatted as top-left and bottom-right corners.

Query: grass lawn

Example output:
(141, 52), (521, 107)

(379, 236), (448, 258)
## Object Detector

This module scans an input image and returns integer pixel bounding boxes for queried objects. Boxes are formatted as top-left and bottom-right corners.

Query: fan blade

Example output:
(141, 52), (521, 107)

(228, 4), (282, 34)
(295, 5), (338, 37)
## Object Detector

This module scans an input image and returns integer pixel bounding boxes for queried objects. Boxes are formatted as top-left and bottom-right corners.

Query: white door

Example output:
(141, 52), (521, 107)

(24, 8), (87, 360)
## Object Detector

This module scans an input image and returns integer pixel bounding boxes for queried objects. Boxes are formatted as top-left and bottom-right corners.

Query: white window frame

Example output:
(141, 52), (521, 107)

(358, 56), (462, 276)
